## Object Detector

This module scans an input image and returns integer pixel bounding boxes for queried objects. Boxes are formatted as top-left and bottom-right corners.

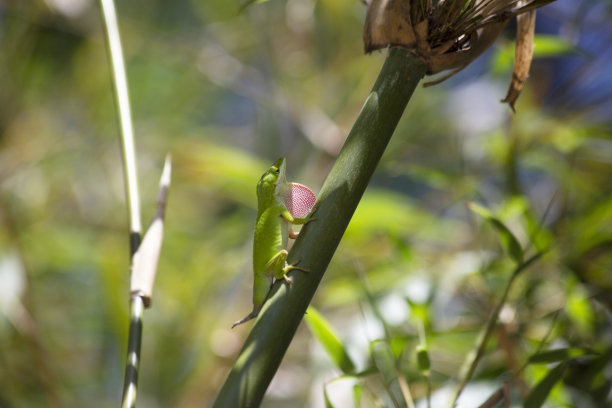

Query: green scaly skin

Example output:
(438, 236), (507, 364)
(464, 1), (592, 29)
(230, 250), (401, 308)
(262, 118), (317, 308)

(232, 158), (311, 328)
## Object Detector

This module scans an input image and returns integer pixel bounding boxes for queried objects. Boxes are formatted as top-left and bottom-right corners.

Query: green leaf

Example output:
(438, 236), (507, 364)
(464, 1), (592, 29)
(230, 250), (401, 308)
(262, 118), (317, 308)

(324, 385), (336, 408)
(371, 340), (408, 408)
(469, 202), (524, 264)
(528, 348), (591, 364)
(371, 340), (397, 387)
(533, 35), (576, 57)
(492, 35), (576, 75)
(416, 344), (431, 373)
(524, 362), (567, 408)
(238, 0), (269, 13)
(305, 306), (356, 374)
(566, 286), (595, 333)
(389, 336), (408, 359)
(492, 40), (517, 74)
(353, 383), (364, 408)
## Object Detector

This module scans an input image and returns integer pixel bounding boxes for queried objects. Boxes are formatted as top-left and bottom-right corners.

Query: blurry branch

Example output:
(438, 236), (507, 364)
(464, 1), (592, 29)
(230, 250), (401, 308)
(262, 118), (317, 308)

(478, 311), (559, 408)
(99, 1), (171, 408)
(477, 382), (511, 408)
(476, 310), (561, 407)
(446, 251), (544, 408)
(212, 48), (427, 408)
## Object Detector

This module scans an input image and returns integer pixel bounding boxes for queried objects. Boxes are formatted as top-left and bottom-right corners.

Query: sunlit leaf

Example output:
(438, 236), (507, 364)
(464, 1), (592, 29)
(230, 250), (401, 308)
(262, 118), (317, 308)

(305, 307), (356, 374)
(492, 34), (576, 75)
(238, 0), (270, 13)
(389, 336), (408, 359)
(416, 344), (430, 374)
(353, 383), (364, 408)
(322, 372), (377, 408)
(371, 340), (409, 408)
(180, 142), (269, 207)
(533, 35), (576, 57)
(346, 190), (426, 239)
(492, 41), (518, 74)
(524, 362), (567, 408)
(469, 202), (524, 264)
(528, 348), (591, 364)
(565, 285), (595, 333)
(324, 385), (336, 408)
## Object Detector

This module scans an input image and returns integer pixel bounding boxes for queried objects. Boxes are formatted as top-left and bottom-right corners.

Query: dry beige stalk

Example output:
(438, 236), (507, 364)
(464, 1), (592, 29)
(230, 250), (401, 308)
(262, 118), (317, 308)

(502, 9), (536, 111)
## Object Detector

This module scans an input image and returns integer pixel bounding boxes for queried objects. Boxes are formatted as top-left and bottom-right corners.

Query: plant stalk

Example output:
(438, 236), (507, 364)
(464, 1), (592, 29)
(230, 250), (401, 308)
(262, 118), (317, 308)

(99, 0), (141, 240)
(446, 252), (543, 408)
(98, 1), (143, 407)
(212, 47), (426, 407)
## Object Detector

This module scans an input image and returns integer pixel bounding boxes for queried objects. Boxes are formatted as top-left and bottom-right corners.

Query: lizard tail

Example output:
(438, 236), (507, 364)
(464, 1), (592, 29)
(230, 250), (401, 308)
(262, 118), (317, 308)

(231, 307), (262, 329)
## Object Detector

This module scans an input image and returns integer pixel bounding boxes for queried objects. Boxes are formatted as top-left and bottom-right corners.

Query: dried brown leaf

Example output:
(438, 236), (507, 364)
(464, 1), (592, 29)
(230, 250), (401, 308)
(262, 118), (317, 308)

(364, 0), (416, 52)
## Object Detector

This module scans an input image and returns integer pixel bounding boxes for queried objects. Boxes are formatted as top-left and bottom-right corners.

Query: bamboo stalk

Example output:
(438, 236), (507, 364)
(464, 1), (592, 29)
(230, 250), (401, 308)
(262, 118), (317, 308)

(212, 48), (427, 407)
(98, 1), (144, 407)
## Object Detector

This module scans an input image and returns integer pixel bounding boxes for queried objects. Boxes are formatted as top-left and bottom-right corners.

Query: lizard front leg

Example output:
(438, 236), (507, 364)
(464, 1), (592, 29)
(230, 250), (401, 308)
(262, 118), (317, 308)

(282, 209), (316, 240)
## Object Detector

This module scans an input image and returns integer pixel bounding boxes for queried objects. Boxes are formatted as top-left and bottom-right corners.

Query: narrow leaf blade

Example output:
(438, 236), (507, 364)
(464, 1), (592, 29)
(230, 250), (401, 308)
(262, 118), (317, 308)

(533, 34), (576, 57)
(305, 307), (355, 374)
(416, 344), (431, 374)
(371, 340), (408, 408)
(353, 383), (364, 408)
(528, 348), (591, 364)
(524, 362), (567, 408)
(469, 202), (524, 264)
(324, 385), (336, 408)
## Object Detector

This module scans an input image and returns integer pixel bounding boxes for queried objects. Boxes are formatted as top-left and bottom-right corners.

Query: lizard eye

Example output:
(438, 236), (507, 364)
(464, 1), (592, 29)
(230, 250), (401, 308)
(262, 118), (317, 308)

(273, 168), (280, 175)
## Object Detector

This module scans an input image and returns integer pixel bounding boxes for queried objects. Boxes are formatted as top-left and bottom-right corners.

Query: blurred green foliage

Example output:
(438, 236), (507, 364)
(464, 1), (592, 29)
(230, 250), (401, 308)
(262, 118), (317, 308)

(0, 1), (611, 407)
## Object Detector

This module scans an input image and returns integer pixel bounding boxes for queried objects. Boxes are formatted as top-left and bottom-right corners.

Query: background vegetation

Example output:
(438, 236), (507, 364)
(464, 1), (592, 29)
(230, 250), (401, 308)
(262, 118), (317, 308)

(0, 0), (611, 407)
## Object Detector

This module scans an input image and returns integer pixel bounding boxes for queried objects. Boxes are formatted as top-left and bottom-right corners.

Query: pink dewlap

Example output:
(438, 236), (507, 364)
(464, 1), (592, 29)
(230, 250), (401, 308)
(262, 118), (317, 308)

(283, 183), (316, 219)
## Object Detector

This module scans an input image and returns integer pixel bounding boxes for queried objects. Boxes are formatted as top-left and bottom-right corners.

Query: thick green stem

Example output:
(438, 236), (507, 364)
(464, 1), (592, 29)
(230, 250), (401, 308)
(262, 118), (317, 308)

(213, 48), (426, 408)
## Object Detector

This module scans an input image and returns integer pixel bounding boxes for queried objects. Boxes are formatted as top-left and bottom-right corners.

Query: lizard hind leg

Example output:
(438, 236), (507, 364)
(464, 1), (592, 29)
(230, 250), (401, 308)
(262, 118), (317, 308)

(267, 250), (309, 286)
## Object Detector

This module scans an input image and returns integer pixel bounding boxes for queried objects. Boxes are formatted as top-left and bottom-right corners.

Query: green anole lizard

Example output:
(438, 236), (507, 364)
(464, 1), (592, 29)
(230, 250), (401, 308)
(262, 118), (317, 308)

(232, 158), (316, 328)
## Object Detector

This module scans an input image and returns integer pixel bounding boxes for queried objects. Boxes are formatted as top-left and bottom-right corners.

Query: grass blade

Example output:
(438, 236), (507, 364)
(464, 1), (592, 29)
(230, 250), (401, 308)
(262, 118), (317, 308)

(469, 202), (524, 264)
(305, 306), (356, 374)
(524, 362), (567, 408)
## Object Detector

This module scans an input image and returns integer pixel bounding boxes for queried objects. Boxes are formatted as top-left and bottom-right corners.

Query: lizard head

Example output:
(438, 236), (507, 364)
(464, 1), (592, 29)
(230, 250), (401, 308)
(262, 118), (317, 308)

(257, 157), (286, 201)
(257, 157), (316, 219)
